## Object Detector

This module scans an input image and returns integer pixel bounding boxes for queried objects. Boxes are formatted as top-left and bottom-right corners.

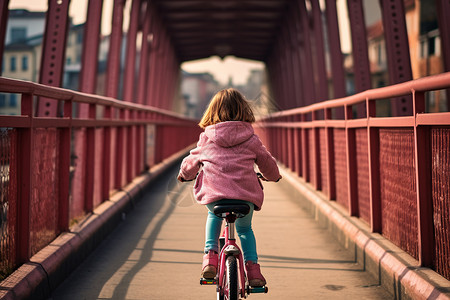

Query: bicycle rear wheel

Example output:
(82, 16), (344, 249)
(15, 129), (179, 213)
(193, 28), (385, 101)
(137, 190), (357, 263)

(222, 255), (238, 300)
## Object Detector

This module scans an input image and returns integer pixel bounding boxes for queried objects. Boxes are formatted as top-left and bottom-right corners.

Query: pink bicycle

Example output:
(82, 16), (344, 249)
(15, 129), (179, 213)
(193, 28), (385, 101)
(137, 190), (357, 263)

(200, 203), (268, 300)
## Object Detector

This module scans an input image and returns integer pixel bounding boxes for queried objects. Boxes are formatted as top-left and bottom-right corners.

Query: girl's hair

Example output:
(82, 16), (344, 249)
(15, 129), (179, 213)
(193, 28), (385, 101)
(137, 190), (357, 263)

(198, 88), (255, 129)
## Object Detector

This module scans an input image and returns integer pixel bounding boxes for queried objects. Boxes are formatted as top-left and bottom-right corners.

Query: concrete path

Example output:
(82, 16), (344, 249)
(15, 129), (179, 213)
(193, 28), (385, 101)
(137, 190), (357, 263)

(49, 164), (392, 299)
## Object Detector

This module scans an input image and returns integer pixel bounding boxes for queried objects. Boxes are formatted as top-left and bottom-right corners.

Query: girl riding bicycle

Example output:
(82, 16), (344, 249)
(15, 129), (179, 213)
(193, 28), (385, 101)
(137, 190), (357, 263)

(177, 88), (281, 287)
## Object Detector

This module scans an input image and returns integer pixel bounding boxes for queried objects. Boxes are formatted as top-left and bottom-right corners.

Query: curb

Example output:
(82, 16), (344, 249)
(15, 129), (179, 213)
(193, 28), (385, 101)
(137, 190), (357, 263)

(0, 146), (193, 300)
(279, 167), (450, 300)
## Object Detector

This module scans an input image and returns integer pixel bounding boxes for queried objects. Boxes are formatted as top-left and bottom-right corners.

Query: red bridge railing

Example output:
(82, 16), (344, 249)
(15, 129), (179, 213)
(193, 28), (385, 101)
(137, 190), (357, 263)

(0, 77), (201, 279)
(255, 72), (450, 280)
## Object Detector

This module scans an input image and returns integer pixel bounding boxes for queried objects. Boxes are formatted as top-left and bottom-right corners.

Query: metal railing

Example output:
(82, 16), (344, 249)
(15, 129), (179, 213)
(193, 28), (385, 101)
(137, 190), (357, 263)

(255, 72), (450, 280)
(0, 77), (201, 279)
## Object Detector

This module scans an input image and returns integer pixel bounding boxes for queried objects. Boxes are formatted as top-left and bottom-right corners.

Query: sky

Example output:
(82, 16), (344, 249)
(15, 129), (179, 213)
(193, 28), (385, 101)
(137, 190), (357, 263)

(8, 0), (352, 86)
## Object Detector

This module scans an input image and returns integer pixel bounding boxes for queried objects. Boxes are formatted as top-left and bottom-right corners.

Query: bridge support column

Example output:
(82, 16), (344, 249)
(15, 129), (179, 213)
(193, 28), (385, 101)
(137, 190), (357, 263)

(325, 0), (346, 100)
(434, 0), (450, 109)
(379, 0), (413, 116)
(36, 0), (71, 117)
(123, 0), (141, 103)
(366, 98), (381, 232)
(347, 0), (371, 117)
(413, 91), (434, 268)
(16, 94), (33, 263)
(295, 0), (316, 106)
(311, 0), (328, 102)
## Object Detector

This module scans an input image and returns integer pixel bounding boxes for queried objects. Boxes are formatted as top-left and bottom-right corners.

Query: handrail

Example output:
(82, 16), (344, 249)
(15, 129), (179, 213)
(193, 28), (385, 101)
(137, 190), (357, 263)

(0, 76), (197, 121)
(262, 72), (450, 118)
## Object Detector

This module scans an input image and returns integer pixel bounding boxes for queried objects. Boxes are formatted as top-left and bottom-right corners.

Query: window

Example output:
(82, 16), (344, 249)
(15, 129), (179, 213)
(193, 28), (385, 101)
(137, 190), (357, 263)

(10, 56), (16, 72)
(9, 94), (17, 107)
(10, 27), (27, 43)
(0, 94), (6, 107)
(428, 36), (436, 56)
(22, 55), (28, 71)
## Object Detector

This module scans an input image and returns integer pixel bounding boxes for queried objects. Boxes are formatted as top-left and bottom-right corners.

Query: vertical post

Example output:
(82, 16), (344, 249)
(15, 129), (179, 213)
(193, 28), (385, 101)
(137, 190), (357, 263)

(0, 0), (9, 74)
(379, 0), (413, 116)
(36, 0), (71, 117)
(301, 114), (310, 182)
(345, 105), (358, 215)
(84, 104), (95, 212)
(115, 109), (125, 189)
(311, 0), (328, 101)
(413, 91), (434, 267)
(123, 0), (141, 102)
(296, 0), (316, 105)
(105, 0), (125, 99)
(58, 99), (72, 232)
(294, 115), (303, 177)
(78, 0), (103, 110)
(347, 0), (371, 117)
(126, 111), (135, 183)
(102, 106), (112, 201)
(325, 108), (336, 200)
(17, 93), (33, 263)
(286, 15), (303, 108)
(137, 2), (152, 104)
(367, 98), (381, 232)
(325, 0), (346, 99)
(435, 0), (450, 107)
(147, 13), (161, 107)
(312, 111), (321, 190)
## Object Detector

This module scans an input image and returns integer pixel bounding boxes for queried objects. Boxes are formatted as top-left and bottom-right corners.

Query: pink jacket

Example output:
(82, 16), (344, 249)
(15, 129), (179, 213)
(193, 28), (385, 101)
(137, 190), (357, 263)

(178, 121), (280, 210)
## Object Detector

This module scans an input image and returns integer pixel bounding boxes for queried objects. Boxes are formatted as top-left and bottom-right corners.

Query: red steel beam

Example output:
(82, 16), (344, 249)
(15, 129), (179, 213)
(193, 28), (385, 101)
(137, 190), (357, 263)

(311, 0), (328, 101)
(286, 13), (303, 108)
(36, 0), (71, 117)
(324, 108), (336, 199)
(295, 0), (316, 105)
(325, 0), (346, 100)
(78, 0), (103, 102)
(105, 0), (126, 99)
(345, 105), (358, 216)
(78, 0), (103, 213)
(0, 0), (9, 75)
(435, 0), (450, 107)
(379, 0), (413, 116)
(103, 0), (126, 202)
(366, 98), (381, 232)
(137, 1), (153, 105)
(347, 0), (371, 118)
(58, 99), (72, 231)
(123, 0), (141, 102)
(413, 91), (434, 267)
(17, 93), (34, 263)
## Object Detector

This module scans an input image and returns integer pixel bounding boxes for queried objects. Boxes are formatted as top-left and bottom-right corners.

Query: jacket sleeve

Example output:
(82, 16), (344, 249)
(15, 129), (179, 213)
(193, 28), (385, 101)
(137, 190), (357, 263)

(253, 135), (281, 181)
(178, 132), (205, 180)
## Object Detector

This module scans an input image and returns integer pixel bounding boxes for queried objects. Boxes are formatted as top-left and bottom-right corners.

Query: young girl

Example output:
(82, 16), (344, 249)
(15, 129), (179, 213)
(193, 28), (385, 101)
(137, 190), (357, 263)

(177, 88), (281, 287)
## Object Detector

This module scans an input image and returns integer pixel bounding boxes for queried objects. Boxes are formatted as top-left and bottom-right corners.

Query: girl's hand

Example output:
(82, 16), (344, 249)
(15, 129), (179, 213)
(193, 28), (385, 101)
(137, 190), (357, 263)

(177, 174), (185, 182)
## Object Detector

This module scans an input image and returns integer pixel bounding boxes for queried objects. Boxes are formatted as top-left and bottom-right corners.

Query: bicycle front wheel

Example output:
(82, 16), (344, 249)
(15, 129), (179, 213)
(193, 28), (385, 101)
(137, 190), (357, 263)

(223, 255), (239, 300)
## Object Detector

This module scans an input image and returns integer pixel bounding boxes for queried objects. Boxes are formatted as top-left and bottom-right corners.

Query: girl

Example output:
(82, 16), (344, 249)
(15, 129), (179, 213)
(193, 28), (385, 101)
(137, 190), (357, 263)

(177, 88), (281, 287)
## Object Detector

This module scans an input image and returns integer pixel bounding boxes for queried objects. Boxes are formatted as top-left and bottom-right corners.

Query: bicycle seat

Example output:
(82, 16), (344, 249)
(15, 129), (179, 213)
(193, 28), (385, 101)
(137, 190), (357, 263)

(213, 203), (250, 218)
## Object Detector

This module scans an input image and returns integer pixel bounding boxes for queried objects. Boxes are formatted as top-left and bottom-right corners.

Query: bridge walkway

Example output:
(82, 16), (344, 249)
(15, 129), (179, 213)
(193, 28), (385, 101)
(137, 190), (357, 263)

(49, 163), (391, 299)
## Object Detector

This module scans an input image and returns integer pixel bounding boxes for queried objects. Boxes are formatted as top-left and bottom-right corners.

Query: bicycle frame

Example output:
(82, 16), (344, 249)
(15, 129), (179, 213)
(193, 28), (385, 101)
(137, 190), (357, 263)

(217, 214), (247, 298)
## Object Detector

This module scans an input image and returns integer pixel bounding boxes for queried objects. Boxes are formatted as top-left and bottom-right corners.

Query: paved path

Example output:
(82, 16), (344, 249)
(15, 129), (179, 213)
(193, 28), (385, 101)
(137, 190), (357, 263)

(49, 164), (392, 299)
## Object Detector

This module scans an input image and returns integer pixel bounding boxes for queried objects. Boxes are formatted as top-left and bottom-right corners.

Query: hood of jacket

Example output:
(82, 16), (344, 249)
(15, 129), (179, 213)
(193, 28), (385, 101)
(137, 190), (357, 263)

(204, 121), (254, 148)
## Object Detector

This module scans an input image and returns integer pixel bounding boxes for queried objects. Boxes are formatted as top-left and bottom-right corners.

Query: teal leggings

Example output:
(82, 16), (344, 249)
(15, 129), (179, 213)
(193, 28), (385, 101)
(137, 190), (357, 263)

(205, 200), (258, 263)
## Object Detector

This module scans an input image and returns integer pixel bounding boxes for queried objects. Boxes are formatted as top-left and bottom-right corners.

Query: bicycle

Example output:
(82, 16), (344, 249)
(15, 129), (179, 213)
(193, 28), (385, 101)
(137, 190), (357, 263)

(200, 202), (268, 299)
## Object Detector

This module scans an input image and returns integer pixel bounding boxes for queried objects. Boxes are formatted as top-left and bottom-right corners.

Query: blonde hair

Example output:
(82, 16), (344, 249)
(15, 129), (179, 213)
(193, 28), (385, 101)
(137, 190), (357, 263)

(198, 88), (255, 129)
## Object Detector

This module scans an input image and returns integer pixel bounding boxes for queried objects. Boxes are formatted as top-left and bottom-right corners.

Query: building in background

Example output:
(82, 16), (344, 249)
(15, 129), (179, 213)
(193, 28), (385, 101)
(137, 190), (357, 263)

(177, 71), (220, 118)
(1, 9), (45, 115)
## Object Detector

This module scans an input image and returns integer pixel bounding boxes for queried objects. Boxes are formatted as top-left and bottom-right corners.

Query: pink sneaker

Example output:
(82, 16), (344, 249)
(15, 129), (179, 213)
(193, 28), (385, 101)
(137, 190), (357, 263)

(245, 261), (266, 287)
(201, 251), (218, 279)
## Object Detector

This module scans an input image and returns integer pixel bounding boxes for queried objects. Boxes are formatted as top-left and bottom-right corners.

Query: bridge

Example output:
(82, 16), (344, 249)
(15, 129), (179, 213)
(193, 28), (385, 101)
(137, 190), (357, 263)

(0, 0), (449, 299)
